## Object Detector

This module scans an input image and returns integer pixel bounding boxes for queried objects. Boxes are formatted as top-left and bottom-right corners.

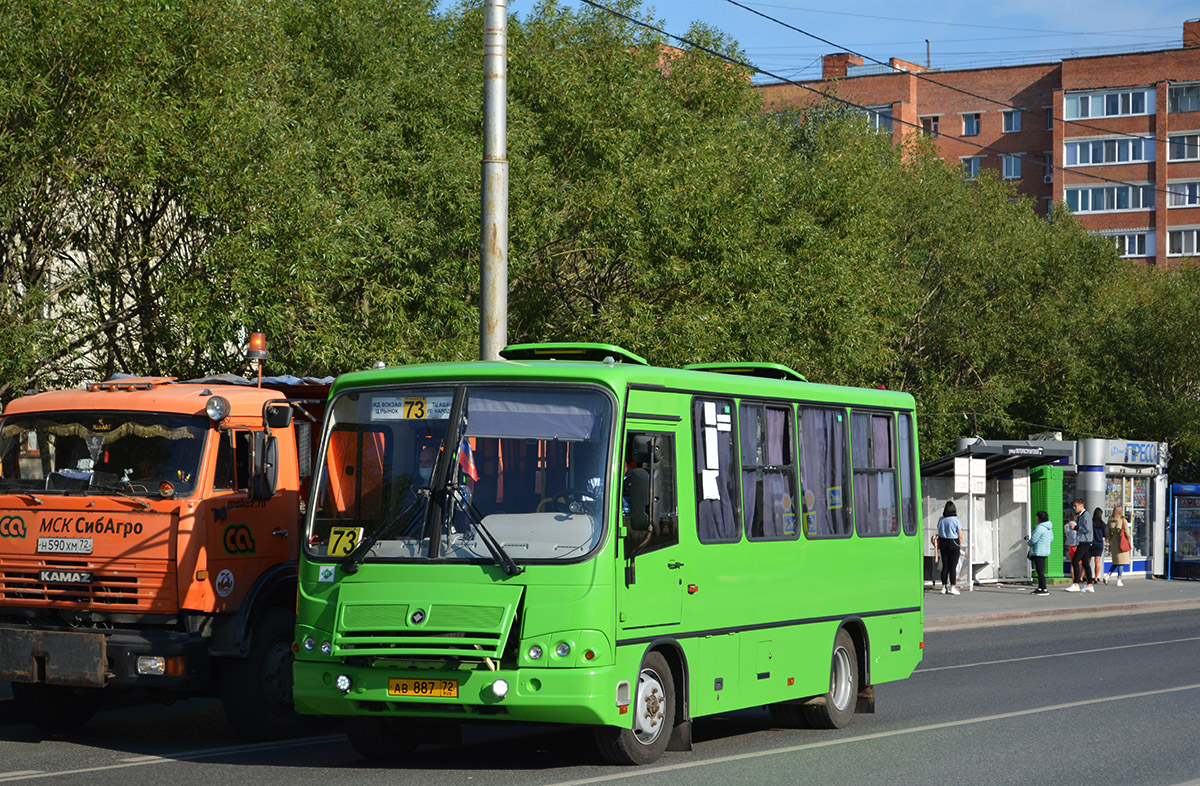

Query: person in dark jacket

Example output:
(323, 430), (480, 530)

(1066, 499), (1094, 592)
(1091, 507), (1107, 585)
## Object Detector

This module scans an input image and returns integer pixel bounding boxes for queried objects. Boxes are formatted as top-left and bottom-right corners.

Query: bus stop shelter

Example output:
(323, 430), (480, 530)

(921, 442), (1072, 589)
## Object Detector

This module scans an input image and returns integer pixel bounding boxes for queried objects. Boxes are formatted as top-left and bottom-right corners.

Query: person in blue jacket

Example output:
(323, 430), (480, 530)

(1028, 511), (1054, 596)
(933, 501), (963, 595)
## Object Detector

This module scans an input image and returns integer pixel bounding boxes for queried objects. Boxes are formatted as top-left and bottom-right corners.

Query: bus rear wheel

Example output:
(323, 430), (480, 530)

(803, 629), (858, 729)
(594, 651), (675, 765)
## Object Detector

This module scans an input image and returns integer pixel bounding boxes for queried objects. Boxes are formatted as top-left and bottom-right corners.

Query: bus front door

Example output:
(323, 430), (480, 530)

(617, 428), (683, 632)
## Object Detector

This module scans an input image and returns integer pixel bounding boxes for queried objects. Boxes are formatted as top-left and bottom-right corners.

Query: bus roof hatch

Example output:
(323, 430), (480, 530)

(682, 362), (808, 382)
(499, 342), (649, 366)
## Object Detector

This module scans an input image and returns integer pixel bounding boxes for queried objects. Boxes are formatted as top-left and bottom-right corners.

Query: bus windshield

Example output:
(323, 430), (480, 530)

(0, 412), (209, 497)
(306, 385), (613, 565)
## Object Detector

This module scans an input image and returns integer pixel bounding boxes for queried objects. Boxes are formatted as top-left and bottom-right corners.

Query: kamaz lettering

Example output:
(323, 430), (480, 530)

(38, 516), (142, 537)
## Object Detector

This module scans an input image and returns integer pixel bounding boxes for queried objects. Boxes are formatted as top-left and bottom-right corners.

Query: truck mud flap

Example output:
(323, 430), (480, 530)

(0, 629), (107, 687)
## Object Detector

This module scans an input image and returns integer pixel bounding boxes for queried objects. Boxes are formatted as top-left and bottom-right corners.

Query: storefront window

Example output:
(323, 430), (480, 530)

(1106, 476), (1148, 558)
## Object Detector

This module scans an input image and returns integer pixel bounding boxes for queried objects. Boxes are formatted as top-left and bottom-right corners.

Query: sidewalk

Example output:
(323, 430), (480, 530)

(924, 575), (1200, 631)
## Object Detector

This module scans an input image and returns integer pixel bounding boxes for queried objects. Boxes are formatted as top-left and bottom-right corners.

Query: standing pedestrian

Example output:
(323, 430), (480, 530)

(1028, 511), (1053, 596)
(1063, 510), (1079, 584)
(1105, 505), (1133, 586)
(933, 501), (962, 595)
(1091, 507), (1107, 584)
(1066, 498), (1094, 592)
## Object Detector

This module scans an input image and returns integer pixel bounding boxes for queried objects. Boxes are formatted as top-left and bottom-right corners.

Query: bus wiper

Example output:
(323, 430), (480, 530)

(452, 488), (524, 577)
(341, 490), (426, 575)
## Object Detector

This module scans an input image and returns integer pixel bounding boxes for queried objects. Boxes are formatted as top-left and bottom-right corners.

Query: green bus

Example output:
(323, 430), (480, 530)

(292, 343), (924, 764)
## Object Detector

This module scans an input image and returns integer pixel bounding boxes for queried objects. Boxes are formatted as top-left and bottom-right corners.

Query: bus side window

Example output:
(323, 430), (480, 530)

(213, 430), (253, 491)
(624, 432), (678, 556)
(898, 413), (917, 535)
(693, 398), (740, 543)
(739, 402), (799, 541)
(851, 412), (899, 536)
(799, 407), (851, 537)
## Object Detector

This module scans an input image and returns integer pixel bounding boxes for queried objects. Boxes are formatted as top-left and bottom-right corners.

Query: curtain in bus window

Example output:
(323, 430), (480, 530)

(761, 407), (797, 539)
(852, 413), (898, 536)
(693, 399), (739, 542)
(898, 414), (916, 535)
(740, 406), (761, 537)
(799, 407), (848, 536)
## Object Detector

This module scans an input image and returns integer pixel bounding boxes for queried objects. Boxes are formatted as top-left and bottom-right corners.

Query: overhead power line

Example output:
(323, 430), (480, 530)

(722, 0), (1185, 148)
(576, 0), (1185, 203)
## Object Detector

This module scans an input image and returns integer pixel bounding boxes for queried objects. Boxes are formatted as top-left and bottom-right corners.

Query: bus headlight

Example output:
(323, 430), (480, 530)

(335, 674), (352, 694)
(320, 641), (332, 655)
(555, 642), (571, 658)
(528, 645), (543, 660)
(303, 637), (315, 651)
(491, 679), (509, 699)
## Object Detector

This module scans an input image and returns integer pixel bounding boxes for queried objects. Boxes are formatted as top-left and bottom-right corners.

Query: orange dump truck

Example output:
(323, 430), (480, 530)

(0, 369), (328, 738)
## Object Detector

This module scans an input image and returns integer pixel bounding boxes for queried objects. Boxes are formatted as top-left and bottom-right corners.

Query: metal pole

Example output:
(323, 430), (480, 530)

(480, 0), (509, 361)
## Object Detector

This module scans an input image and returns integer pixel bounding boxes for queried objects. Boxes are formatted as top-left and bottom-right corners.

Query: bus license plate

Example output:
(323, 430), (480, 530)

(388, 678), (458, 698)
(36, 537), (94, 555)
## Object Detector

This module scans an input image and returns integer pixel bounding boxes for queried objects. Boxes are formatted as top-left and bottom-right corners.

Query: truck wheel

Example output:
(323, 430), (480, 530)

(221, 607), (303, 740)
(10, 682), (102, 731)
(346, 717), (421, 760)
(802, 628), (859, 729)
(593, 651), (675, 765)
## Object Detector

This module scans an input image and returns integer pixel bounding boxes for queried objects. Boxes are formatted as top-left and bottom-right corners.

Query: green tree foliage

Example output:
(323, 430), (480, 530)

(3, 0), (1200, 474)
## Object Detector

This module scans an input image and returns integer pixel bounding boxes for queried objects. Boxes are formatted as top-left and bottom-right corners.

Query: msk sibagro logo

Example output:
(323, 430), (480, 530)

(223, 523), (256, 555)
(0, 515), (27, 538)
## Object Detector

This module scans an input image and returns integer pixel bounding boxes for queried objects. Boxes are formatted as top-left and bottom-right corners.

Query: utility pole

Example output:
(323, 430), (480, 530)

(479, 0), (509, 361)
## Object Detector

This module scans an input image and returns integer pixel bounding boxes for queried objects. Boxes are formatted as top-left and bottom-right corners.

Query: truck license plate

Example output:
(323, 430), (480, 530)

(388, 678), (458, 698)
(36, 537), (94, 555)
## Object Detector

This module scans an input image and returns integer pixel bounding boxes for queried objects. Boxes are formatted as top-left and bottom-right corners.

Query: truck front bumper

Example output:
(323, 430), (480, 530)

(0, 623), (210, 691)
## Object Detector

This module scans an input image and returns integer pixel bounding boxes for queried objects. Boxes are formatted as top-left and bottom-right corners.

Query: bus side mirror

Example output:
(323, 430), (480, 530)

(630, 435), (658, 464)
(624, 467), (651, 532)
(249, 432), (279, 501)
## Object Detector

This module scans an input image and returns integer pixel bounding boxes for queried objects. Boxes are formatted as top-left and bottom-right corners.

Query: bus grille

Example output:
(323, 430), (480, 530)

(335, 603), (509, 659)
(0, 556), (171, 611)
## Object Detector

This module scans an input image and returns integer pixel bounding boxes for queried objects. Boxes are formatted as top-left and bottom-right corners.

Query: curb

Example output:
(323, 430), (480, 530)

(925, 598), (1200, 632)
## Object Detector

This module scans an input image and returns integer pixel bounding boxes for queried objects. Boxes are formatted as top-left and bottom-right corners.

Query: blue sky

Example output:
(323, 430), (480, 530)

(498, 0), (1199, 82)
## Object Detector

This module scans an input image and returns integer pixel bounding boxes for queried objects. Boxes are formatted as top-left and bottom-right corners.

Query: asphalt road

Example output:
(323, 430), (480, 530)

(3, 610), (1199, 785)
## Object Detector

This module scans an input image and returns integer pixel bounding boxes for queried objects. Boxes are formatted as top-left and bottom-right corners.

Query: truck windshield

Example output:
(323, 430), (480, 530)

(0, 412), (208, 497)
(306, 385), (612, 565)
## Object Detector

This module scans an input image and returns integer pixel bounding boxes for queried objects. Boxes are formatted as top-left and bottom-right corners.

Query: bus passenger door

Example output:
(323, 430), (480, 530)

(617, 428), (683, 632)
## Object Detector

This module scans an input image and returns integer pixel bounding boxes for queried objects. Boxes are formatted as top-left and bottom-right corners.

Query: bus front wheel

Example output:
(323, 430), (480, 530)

(594, 651), (675, 765)
(346, 716), (421, 760)
(802, 628), (859, 729)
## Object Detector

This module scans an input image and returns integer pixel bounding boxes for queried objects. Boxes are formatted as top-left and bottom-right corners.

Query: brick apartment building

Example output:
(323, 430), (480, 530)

(756, 19), (1200, 266)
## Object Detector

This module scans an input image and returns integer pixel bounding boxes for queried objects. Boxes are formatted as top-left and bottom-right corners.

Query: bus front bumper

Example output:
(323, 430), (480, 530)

(293, 659), (620, 727)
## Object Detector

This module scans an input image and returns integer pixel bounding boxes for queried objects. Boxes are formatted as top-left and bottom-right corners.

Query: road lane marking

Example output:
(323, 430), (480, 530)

(546, 682), (1200, 786)
(915, 635), (1200, 673)
(0, 734), (344, 782)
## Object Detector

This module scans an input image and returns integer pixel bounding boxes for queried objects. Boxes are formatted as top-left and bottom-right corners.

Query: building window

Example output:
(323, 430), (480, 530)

(1168, 85), (1200, 114)
(1107, 232), (1150, 258)
(1002, 109), (1021, 133)
(920, 115), (940, 136)
(1043, 152), (1054, 183)
(1168, 182), (1200, 208)
(961, 156), (983, 179)
(865, 105), (893, 134)
(1043, 106), (1054, 130)
(1002, 154), (1022, 180)
(1064, 185), (1154, 213)
(1168, 229), (1200, 257)
(1064, 137), (1154, 167)
(1065, 90), (1151, 119)
(1169, 134), (1200, 161)
(962, 113), (981, 136)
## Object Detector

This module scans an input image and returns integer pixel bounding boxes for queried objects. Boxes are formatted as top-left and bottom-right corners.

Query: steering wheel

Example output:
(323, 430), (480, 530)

(537, 489), (597, 514)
